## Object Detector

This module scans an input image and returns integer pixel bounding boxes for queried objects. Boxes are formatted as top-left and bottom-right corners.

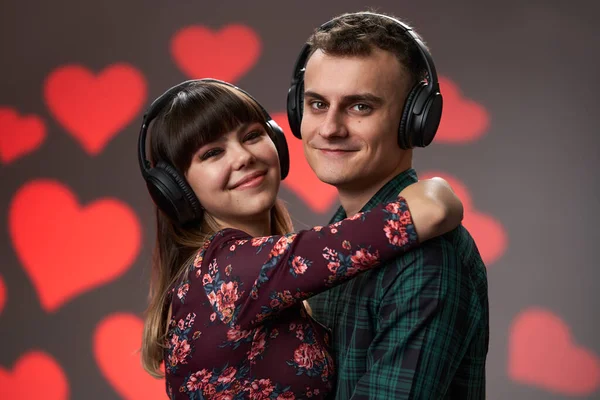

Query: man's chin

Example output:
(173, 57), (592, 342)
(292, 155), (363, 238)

(314, 171), (350, 188)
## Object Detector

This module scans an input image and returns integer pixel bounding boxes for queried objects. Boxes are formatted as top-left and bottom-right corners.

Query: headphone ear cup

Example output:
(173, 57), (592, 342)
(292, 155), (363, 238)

(266, 119), (290, 180)
(398, 83), (423, 149)
(286, 78), (304, 139)
(413, 91), (443, 147)
(146, 161), (203, 225)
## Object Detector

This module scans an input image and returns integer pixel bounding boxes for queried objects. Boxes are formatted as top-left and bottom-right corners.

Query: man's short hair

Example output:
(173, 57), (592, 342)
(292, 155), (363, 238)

(307, 12), (429, 87)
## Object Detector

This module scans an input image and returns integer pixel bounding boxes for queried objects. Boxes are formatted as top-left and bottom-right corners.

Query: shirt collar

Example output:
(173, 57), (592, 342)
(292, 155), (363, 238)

(328, 168), (418, 223)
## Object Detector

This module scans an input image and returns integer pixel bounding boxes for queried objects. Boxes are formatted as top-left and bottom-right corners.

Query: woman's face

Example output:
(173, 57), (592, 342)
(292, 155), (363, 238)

(185, 121), (281, 230)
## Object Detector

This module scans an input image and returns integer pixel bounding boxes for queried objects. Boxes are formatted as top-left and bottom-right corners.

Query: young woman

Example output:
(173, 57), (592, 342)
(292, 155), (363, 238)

(139, 79), (463, 399)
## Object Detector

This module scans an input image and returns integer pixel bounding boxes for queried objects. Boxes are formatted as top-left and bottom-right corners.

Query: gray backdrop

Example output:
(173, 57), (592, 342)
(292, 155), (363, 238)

(1, 0), (598, 399)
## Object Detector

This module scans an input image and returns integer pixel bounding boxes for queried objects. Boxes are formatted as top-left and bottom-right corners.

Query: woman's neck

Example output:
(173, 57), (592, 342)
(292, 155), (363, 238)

(212, 213), (272, 237)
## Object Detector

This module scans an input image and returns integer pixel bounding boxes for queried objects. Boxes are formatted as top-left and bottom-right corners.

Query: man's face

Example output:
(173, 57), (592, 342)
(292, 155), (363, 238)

(300, 48), (412, 192)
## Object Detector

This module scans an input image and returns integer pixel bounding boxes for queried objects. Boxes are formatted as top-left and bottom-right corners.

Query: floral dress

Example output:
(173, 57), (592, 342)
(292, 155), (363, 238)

(164, 195), (418, 399)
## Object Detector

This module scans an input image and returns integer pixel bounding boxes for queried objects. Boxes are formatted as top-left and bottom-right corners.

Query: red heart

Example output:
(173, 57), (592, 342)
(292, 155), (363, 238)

(170, 24), (261, 83)
(272, 112), (339, 213)
(0, 107), (46, 164)
(8, 179), (141, 312)
(0, 274), (5, 315)
(421, 171), (507, 265)
(0, 351), (69, 399)
(509, 308), (600, 396)
(44, 63), (147, 155)
(435, 76), (490, 143)
(94, 313), (165, 399)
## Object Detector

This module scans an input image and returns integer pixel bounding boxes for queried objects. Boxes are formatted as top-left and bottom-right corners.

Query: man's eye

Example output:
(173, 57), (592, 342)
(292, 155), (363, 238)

(352, 104), (371, 112)
(310, 101), (326, 110)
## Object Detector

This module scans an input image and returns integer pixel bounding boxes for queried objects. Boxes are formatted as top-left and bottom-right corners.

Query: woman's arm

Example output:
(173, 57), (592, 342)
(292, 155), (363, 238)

(400, 177), (464, 241)
(191, 179), (462, 330)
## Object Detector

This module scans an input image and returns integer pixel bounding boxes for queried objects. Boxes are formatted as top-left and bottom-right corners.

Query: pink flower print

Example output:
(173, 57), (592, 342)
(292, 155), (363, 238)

(186, 368), (212, 392)
(322, 247), (338, 261)
(350, 248), (380, 269)
(215, 281), (240, 324)
(207, 292), (217, 306)
(399, 209), (412, 225)
(270, 298), (281, 308)
(251, 236), (269, 247)
(193, 252), (203, 269)
(226, 326), (251, 342)
(203, 384), (217, 397)
(270, 236), (289, 257)
(177, 283), (189, 301)
(208, 259), (218, 274)
(247, 378), (275, 399)
(248, 329), (267, 363)
(202, 274), (213, 285)
(327, 260), (340, 274)
(169, 337), (191, 366)
(384, 219), (410, 247)
(293, 343), (324, 370)
(224, 264), (232, 276)
(291, 256), (309, 275)
(217, 366), (237, 384)
(386, 202), (401, 214)
(281, 290), (294, 304)
(347, 212), (364, 221)
(342, 240), (351, 250)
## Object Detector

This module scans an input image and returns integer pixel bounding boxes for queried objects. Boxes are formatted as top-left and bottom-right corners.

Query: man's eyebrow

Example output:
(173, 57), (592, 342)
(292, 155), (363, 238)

(303, 91), (384, 106)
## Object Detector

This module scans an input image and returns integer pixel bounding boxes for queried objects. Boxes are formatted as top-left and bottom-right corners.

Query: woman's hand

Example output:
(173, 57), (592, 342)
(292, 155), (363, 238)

(399, 177), (464, 242)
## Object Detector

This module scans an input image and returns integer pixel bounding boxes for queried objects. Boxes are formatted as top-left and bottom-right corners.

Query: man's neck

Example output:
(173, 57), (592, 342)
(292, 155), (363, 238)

(338, 159), (412, 217)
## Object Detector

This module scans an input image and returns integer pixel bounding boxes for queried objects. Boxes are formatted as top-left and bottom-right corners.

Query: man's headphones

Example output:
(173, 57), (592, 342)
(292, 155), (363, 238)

(287, 12), (443, 149)
(138, 78), (290, 226)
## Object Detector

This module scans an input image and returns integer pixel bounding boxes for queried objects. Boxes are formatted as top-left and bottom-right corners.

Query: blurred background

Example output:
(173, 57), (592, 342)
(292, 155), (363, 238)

(0, 0), (598, 398)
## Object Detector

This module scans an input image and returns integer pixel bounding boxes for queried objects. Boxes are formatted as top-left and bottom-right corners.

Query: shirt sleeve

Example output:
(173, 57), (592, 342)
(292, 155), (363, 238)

(348, 239), (485, 399)
(193, 196), (419, 329)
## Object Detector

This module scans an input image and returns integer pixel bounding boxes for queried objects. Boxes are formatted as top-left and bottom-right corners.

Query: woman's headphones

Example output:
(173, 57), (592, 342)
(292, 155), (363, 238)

(286, 12), (443, 149)
(138, 78), (290, 226)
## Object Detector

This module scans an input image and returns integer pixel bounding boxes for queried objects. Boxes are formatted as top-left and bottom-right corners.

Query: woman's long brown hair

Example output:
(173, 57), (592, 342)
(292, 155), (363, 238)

(140, 81), (293, 377)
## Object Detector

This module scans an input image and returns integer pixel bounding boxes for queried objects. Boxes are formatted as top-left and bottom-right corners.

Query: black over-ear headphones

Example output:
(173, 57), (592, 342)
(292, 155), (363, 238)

(138, 78), (290, 226)
(287, 12), (443, 149)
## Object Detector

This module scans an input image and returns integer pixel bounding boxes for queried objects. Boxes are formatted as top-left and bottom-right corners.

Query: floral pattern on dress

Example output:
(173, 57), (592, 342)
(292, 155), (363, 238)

(286, 322), (333, 383)
(166, 313), (201, 375)
(163, 195), (418, 399)
(202, 258), (245, 325)
(253, 289), (314, 325)
(180, 362), (295, 400)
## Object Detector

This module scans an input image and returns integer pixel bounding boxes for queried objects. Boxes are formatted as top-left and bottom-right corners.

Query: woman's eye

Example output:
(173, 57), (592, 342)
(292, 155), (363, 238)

(201, 148), (222, 160)
(244, 130), (263, 141)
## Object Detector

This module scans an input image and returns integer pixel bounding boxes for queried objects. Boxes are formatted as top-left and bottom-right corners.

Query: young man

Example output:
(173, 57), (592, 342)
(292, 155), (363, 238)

(287, 11), (489, 399)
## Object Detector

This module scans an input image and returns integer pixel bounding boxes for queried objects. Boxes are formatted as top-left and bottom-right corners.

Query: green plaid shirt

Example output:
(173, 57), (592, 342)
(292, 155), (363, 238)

(308, 169), (489, 399)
